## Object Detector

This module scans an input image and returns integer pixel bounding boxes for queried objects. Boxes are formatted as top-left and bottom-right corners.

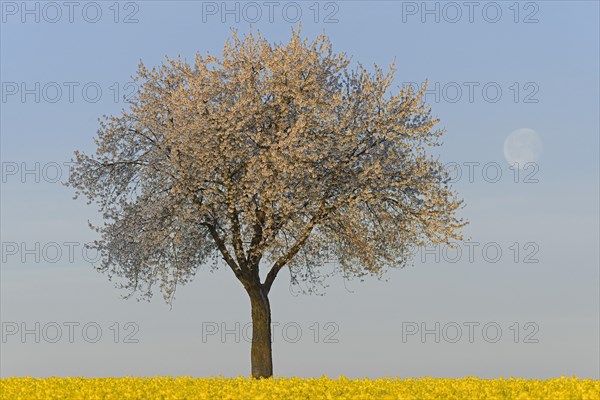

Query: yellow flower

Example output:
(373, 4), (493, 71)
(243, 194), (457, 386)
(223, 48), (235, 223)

(1, 376), (598, 400)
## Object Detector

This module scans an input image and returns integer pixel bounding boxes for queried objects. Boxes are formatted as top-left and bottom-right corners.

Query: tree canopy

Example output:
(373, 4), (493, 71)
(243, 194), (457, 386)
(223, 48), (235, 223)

(69, 28), (465, 304)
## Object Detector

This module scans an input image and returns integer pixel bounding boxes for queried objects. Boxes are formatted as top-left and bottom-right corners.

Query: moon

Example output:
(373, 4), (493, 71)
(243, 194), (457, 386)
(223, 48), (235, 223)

(503, 128), (542, 169)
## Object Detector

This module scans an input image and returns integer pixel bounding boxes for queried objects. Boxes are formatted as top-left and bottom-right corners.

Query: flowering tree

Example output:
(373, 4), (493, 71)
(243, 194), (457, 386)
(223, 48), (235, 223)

(68, 29), (465, 378)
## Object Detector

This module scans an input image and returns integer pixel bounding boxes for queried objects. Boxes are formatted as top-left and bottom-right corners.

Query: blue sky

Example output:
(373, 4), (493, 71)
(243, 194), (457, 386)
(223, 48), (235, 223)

(1, 1), (599, 378)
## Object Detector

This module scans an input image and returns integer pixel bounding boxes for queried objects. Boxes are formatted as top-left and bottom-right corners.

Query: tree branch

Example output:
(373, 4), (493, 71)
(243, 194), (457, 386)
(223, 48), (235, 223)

(225, 165), (248, 271)
(230, 204), (248, 269)
(262, 188), (332, 294)
(202, 222), (246, 283)
(246, 208), (265, 269)
(262, 214), (320, 294)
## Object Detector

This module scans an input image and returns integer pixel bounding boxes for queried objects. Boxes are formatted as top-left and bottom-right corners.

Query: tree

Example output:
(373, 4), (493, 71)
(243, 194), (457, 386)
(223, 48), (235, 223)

(68, 28), (466, 378)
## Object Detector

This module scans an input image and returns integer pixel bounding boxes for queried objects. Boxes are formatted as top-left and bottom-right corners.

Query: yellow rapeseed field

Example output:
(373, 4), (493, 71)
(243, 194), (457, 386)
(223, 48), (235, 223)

(1, 376), (598, 399)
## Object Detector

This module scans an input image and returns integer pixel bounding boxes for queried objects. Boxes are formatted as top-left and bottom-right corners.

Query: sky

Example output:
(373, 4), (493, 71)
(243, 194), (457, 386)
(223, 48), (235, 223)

(1, 0), (599, 378)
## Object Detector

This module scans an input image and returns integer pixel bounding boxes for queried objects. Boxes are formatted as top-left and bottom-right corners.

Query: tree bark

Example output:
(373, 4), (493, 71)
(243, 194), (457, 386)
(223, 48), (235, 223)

(246, 284), (273, 378)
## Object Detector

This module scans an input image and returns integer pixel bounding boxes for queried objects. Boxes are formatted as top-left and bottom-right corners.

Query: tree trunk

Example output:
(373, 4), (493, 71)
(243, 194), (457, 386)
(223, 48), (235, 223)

(246, 284), (273, 378)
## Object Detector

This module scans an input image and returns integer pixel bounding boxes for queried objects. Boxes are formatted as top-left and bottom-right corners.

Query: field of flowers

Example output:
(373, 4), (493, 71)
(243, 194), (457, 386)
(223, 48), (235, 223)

(1, 376), (598, 399)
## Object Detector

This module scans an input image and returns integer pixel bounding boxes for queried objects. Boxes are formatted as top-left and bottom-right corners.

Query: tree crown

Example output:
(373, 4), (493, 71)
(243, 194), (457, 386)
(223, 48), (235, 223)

(69, 28), (466, 302)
